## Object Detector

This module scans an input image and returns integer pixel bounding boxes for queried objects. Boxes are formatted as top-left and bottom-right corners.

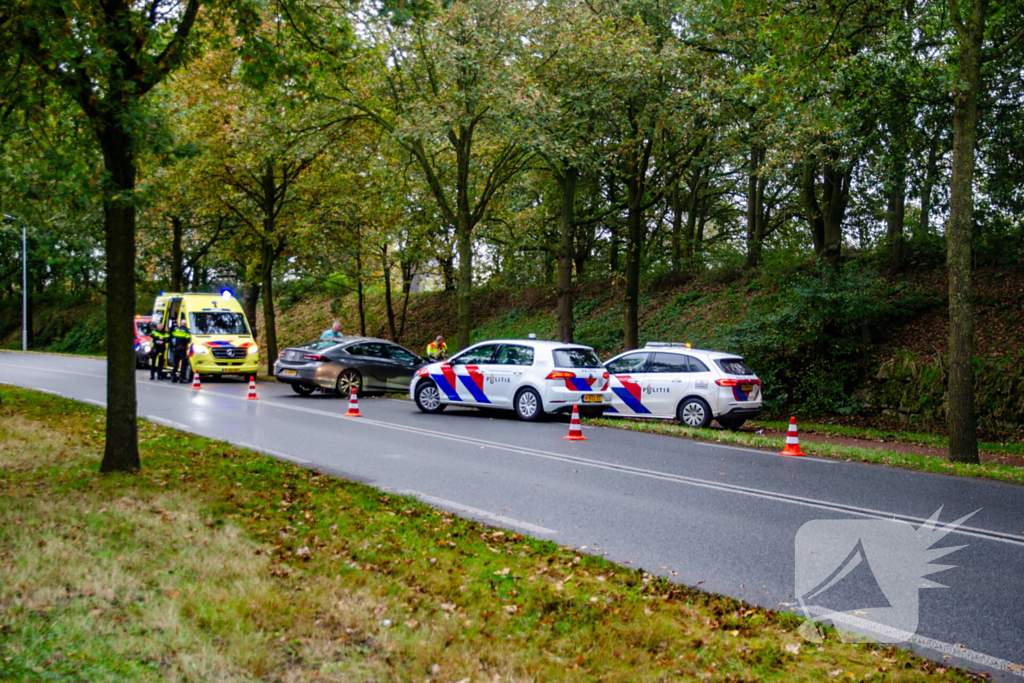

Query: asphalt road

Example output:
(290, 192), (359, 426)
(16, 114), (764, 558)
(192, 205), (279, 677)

(2, 351), (1023, 678)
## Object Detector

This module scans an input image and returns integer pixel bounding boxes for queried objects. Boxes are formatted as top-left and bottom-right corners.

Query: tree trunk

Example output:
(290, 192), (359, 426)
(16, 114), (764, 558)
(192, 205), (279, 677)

(398, 259), (415, 343)
(821, 162), (851, 272)
(886, 157), (906, 274)
(355, 248), (366, 336)
(556, 167), (578, 343)
(260, 242), (278, 375)
(671, 182), (682, 275)
(382, 244), (397, 341)
(800, 162), (826, 255)
(918, 132), (940, 239)
(745, 145), (767, 269)
(684, 168), (702, 267)
(608, 173), (620, 275)
(440, 252), (455, 291)
(454, 130), (474, 351)
(945, 0), (988, 464)
(98, 122), (140, 473)
(171, 216), (184, 291)
(242, 281), (260, 337)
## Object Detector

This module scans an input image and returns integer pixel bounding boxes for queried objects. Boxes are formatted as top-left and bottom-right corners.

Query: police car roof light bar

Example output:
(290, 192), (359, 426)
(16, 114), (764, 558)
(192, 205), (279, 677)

(645, 341), (692, 348)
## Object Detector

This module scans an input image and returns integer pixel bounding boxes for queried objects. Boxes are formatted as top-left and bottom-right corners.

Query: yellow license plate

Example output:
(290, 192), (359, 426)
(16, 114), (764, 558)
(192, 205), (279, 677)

(741, 383), (754, 392)
(282, 369), (297, 377)
(582, 394), (602, 403)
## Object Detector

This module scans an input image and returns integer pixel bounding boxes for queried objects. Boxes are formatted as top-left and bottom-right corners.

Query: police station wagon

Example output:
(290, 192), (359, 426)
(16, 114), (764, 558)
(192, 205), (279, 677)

(603, 342), (762, 429)
(410, 336), (612, 421)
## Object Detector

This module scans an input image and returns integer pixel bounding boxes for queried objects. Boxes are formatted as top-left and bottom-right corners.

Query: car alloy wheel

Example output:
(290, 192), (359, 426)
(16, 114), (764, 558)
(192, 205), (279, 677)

(415, 381), (445, 413)
(677, 397), (711, 428)
(336, 370), (362, 397)
(291, 384), (316, 397)
(515, 388), (543, 421)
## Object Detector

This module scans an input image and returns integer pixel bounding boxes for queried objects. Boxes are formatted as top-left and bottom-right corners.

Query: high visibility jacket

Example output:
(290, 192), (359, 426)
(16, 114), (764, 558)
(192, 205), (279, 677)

(426, 342), (447, 359)
(150, 329), (170, 350)
(171, 326), (191, 352)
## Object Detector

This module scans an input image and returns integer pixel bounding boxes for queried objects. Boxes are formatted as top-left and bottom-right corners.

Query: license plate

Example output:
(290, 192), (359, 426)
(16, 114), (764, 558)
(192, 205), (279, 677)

(741, 383), (754, 392)
(582, 394), (602, 403)
(282, 369), (297, 377)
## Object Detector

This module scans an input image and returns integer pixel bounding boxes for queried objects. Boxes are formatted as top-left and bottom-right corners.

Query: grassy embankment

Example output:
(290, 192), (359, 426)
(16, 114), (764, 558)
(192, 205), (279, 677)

(0, 386), (980, 682)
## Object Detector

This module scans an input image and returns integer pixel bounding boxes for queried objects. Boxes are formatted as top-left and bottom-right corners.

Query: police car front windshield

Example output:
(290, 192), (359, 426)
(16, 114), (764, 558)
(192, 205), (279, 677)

(189, 312), (249, 336)
(137, 321), (155, 336)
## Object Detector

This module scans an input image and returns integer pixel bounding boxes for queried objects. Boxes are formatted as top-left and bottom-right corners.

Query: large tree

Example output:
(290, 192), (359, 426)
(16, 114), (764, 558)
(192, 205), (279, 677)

(1, 0), (224, 471)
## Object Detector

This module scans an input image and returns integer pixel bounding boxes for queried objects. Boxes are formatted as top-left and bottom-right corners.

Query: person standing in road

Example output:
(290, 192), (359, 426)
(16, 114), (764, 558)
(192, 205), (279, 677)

(321, 321), (343, 339)
(149, 322), (170, 380)
(170, 320), (192, 383)
(426, 335), (448, 361)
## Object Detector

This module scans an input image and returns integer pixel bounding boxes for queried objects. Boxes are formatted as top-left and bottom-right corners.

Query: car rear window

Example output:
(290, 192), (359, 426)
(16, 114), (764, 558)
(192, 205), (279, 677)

(297, 340), (340, 351)
(716, 358), (754, 375)
(553, 348), (602, 368)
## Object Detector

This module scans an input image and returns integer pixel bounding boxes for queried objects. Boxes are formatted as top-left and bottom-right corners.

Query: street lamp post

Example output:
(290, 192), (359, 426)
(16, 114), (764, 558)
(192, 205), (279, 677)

(3, 214), (27, 351)
(22, 222), (27, 351)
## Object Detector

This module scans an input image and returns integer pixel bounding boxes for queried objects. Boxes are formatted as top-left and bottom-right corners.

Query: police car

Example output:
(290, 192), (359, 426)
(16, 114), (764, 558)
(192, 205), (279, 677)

(603, 342), (762, 430)
(409, 336), (612, 421)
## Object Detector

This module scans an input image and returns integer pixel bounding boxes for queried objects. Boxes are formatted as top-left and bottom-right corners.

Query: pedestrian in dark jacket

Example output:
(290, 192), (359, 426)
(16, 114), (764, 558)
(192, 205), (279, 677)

(170, 321), (192, 383)
(149, 322), (170, 380)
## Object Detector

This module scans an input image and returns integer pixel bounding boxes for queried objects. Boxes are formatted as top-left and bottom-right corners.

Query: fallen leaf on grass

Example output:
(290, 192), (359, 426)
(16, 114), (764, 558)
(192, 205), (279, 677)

(783, 643), (800, 655)
(493, 568), (511, 576)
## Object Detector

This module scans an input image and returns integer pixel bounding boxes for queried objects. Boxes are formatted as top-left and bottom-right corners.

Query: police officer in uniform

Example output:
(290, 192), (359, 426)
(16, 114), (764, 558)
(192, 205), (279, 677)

(170, 320), (192, 383)
(426, 335), (448, 361)
(149, 322), (170, 380)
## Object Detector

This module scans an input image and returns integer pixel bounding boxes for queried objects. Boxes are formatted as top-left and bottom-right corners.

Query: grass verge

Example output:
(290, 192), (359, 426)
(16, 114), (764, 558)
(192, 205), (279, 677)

(754, 419), (1024, 459)
(0, 386), (980, 681)
(590, 417), (1024, 486)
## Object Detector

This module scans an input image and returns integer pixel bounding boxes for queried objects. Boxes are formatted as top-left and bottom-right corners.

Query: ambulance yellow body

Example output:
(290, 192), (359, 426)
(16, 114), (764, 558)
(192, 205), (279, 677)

(151, 292), (259, 377)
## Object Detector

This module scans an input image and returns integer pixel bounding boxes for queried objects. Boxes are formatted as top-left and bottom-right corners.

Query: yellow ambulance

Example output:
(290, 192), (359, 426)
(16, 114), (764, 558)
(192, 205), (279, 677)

(151, 292), (259, 378)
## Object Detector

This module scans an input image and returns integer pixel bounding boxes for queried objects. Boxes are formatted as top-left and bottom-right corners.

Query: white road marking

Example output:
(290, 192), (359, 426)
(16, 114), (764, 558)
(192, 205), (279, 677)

(394, 489), (557, 535)
(144, 415), (191, 431)
(31, 387), (62, 396)
(801, 605), (1024, 678)
(700, 440), (838, 464)
(81, 398), (106, 407)
(234, 442), (310, 465)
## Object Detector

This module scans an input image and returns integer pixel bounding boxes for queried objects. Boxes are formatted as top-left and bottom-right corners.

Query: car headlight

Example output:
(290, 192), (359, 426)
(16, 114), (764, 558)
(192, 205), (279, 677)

(248, 344), (259, 355)
(142, 343), (151, 354)
(193, 346), (209, 354)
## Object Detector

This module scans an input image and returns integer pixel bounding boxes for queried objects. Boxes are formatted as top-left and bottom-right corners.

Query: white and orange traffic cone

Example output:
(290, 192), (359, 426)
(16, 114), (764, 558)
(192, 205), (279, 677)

(247, 376), (259, 401)
(191, 372), (201, 390)
(779, 416), (805, 456)
(345, 388), (362, 417)
(564, 405), (586, 441)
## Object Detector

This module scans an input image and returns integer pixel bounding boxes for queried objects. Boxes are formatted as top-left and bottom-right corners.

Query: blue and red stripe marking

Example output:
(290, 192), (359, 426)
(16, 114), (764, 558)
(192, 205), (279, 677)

(458, 366), (490, 403)
(612, 376), (650, 414)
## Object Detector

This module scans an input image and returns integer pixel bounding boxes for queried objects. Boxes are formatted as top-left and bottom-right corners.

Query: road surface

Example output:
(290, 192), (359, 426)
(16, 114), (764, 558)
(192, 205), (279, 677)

(1, 351), (1022, 678)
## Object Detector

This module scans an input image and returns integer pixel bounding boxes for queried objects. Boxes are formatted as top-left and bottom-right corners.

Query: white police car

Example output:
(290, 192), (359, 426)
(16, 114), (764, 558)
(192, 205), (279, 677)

(410, 337), (612, 421)
(603, 342), (762, 429)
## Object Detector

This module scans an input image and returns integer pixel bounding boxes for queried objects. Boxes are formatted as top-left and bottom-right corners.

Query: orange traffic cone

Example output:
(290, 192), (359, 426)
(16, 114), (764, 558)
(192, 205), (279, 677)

(191, 372), (201, 390)
(779, 416), (805, 456)
(345, 388), (362, 417)
(247, 376), (258, 400)
(564, 405), (586, 441)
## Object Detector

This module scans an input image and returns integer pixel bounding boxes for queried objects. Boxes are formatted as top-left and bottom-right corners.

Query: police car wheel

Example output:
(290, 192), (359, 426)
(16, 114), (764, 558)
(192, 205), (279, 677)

(415, 381), (445, 413)
(677, 397), (712, 429)
(292, 384), (316, 397)
(717, 417), (746, 431)
(514, 388), (544, 422)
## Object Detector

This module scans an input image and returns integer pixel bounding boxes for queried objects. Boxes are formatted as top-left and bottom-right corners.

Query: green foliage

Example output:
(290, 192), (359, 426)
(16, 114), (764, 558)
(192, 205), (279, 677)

(721, 265), (940, 417)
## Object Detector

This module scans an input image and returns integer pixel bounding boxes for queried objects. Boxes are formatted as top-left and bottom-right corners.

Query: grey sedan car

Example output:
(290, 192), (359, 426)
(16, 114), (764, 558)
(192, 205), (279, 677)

(274, 336), (428, 397)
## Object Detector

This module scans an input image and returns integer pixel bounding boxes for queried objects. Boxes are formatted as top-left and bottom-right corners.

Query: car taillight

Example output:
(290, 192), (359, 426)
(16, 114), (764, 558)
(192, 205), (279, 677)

(278, 350), (285, 358)
(303, 354), (329, 362)
(546, 371), (576, 379)
(716, 378), (760, 386)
